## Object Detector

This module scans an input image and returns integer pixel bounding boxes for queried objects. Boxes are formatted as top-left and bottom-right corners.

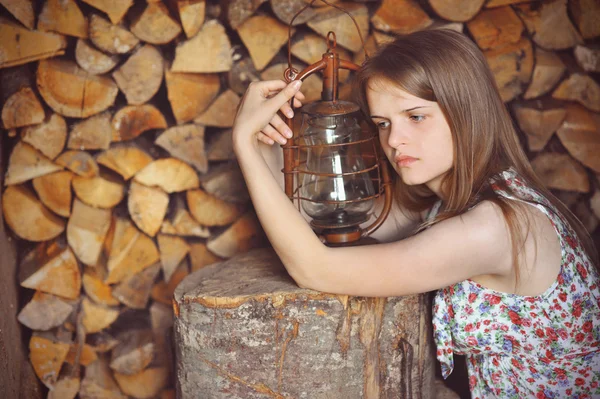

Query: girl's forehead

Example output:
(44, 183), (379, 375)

(366, 79), (426, 105)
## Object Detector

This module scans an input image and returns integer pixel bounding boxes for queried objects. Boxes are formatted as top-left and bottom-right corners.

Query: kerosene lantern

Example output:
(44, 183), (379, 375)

(282, 1), (392, 245)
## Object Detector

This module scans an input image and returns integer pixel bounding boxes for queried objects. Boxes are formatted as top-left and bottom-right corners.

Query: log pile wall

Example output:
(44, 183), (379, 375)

(0, 0), (598, 397)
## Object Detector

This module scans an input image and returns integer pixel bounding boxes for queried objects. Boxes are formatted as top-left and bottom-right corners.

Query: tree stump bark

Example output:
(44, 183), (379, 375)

(174, 248), (439, 399)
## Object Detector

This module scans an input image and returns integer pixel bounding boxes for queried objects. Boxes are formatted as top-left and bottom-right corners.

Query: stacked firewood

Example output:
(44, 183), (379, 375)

(0, 0), (598, 397)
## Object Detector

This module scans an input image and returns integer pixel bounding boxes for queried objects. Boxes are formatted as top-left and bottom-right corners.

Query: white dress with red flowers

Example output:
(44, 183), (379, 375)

(432, 169), (600, 398)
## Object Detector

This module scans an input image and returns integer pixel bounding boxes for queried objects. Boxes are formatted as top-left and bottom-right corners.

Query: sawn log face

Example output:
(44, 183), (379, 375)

(174, 248), (435, 399)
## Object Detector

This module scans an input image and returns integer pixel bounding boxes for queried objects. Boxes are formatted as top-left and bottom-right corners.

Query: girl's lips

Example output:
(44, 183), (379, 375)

(395, 156), (418, 167)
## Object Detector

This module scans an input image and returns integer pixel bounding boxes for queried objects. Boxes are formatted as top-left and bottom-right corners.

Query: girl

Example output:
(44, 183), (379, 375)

(231, 29), (600, 397)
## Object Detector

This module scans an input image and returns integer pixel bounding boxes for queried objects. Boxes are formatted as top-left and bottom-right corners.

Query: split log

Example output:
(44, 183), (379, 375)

(158, 234), (190, 282)
(171, 20), (233, 73)
(75, 39), (119, 76)
(67, 199), (112, 266)
(270, 0), (316, 26)
(590, 191), (600, 220)
(81, 0), (134, 25)
(226, 0), (266, 29)
(569, 0), (600, 39)
(194, 89), (241, 127)
(56, 150), (99, 178)
(552, 74), (600, 112)
(161, 197), (210, 238)
(307, 4), (370, 52)
(514, 0), (582, 50)
(573, 199), (599, 234)
(189, 242), (222, 272)
(2, 185), (65, 241)
(165, 69), (220, 124)
(73, 173), (125, 209)
(0, 17), (67, 68)
(486, 0), (533, 7)
(29, 333), (71, 388)
(110, 329), (155, 375)
(83, 268), (120, 306)
(82, 297), (120, 334)
(512, 106), (566, 151)
(466, 6), (523, 50)
(370, 0), (431, 34)
(200, 162), (250, 204)
(523, 47), (565, 99)
(155, 124), (208, 173)
(96, 144), (153, 180)
(111, 105), (167, 142)
(134, 158), (200, 193)
(66, 343), (98, 366)
(87, 332), (119, 354)
(291, 32), (351, 82)
(130, 2), (182, 45)
(207, 129), (235, 162)
(150, 302), (174, 333)
(354, 34), (378, 66)
(2, 87), (45, 129)
(112, 263), (160, 309)
(574, 45), (600, 73)
(113, 45), (164, 105)
(128, 180), (169, 237)
(227, 57), (260, 95)
(483, 37), (533, 102)
(556, 105), (600, 173)
(80, 356), (127, 399)
(89, 14), (140, 55)
(32, 170), (74, 217)
(18, 291), (74, 331)
(187, 188), (245, 227)
(237, 15), (290, 71)
(530, 152), (590, 193)
(173, 248), (436, 398)
(19, 239), (81, 298)
(114, 367), (169, 399)
(21, 113), (67, 159)
(48, 376), (80, 399)
(38, 0), (88, 38)
(429, 0), (484, 22)
(0, 0), (35, 29)
(106, 218), (160, 284)
(5, 141), (62, 185)
(206, 211), (265, 258)
(151, 259), (189, 305)
(176, 0), (205, 38)
(37, 58), (119, 118)
(68, 111), (113, 150)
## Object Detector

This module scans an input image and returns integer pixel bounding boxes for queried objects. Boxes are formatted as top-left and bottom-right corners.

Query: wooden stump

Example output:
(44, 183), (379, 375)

(174, 248), (438, 399)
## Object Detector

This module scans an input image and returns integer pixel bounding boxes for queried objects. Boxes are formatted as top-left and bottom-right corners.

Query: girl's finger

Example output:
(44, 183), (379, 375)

(262, 124), (287, 145)
(257, 132), (274, 145)
(270, 114), (293, 139)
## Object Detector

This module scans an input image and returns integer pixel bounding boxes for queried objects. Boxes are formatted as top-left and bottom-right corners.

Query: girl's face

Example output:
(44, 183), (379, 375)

(366, 81), (454, 198)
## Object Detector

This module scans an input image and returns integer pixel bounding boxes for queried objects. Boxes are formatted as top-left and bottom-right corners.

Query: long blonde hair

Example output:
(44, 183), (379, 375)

(353, 29), (598, 278)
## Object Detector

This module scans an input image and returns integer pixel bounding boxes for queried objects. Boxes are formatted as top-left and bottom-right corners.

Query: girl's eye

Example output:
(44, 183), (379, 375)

(409, 115), (425, 122)
(376, 121), (390, 129)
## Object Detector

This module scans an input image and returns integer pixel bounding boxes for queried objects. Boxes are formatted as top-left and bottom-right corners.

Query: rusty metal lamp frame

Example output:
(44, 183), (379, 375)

(281, 0), (393, 244)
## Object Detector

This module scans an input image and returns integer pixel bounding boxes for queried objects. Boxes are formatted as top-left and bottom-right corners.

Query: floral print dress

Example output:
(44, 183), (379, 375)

(432, 169), (600, 398)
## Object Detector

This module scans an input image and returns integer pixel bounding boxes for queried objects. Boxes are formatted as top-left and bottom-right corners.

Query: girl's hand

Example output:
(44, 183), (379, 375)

(232, 80), (305, 150)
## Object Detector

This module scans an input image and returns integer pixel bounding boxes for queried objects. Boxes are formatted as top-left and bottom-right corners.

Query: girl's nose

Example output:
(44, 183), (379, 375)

(387, 125), (407, 148)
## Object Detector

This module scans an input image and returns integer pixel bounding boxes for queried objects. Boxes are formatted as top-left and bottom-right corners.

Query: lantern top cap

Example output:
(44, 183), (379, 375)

(301, 100), (360, 117)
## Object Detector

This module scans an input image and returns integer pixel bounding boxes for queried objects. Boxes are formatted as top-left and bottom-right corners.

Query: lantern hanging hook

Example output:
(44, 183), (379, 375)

(326, 32), (337, 52)
(285, 0), (369, 82)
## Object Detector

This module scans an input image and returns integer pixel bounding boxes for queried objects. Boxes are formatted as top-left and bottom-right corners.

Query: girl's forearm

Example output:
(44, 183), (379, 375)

(234, 140), (327, 287)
